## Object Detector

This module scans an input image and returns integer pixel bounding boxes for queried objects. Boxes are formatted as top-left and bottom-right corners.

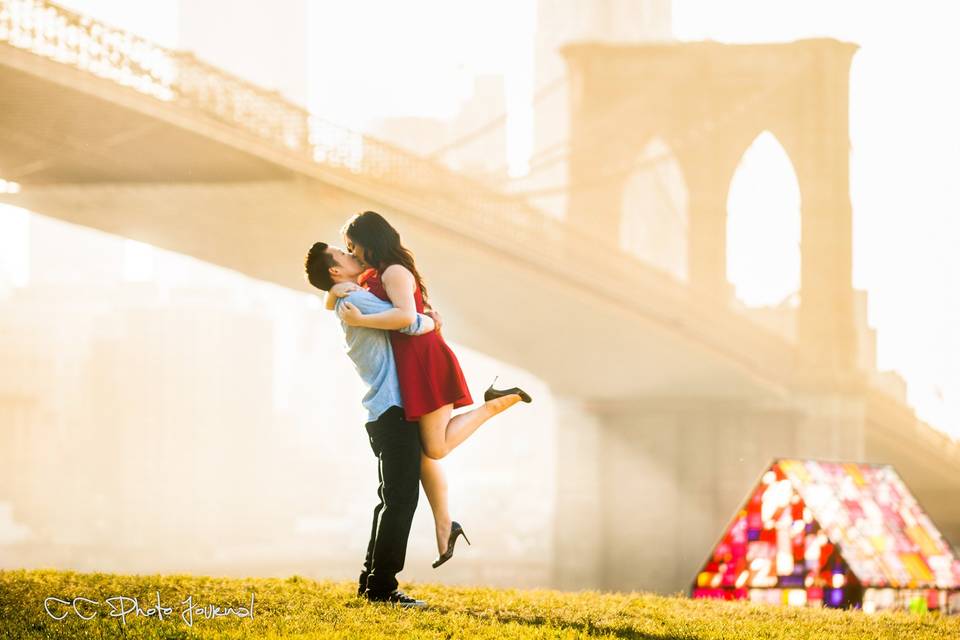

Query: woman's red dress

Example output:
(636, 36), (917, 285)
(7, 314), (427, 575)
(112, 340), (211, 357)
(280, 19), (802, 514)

(360, 268), (473, 421)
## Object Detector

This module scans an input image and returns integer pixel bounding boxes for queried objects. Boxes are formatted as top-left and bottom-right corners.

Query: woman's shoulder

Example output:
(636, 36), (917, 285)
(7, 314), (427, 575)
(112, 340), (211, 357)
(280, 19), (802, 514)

(381, 263), (415, 281)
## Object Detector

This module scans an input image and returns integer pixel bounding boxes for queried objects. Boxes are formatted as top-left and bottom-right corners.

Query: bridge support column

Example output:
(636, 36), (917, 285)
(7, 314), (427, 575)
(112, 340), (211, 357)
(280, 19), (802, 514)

(597, 403), (693, 595)
(680, 139), (739, 305)
(786, 48), (867, 462)
(686, 188), (733, 303)
(791, 392), (866, 462)
(793, 46), (859, 385)
(552, 396), (813, 595)
(552, 398), (604, 590)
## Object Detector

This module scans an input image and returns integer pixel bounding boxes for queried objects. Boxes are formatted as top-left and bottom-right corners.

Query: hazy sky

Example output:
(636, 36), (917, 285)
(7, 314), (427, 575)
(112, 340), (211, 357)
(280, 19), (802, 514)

(1, 0), (958, 438)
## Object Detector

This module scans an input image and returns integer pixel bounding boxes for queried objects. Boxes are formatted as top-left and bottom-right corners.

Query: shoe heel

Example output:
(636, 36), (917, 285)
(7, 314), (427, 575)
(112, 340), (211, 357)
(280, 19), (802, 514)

(461, 529), (471, 546)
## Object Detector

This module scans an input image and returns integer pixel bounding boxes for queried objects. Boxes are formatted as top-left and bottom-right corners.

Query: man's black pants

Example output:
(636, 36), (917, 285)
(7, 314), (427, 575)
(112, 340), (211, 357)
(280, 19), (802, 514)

(358, 405), (421, 597)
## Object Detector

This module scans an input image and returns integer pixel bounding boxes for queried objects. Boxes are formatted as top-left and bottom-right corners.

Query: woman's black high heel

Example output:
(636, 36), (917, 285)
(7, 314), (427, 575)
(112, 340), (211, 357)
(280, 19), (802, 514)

(484, 376), (532, 403)
(432, 521), (470, 568)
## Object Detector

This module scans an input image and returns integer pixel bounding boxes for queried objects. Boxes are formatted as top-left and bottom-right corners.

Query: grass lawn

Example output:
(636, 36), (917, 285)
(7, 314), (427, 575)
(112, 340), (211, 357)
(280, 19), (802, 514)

(1, 568), (958, 639)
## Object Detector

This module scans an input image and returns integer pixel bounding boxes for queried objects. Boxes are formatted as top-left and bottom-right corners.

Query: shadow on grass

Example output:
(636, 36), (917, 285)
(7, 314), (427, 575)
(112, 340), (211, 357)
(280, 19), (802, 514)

(432, 605), (697, 640)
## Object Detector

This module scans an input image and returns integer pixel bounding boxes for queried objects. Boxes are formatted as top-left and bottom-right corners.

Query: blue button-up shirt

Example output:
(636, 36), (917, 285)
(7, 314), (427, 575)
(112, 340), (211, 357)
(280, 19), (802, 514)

(335, 289), (427, 423)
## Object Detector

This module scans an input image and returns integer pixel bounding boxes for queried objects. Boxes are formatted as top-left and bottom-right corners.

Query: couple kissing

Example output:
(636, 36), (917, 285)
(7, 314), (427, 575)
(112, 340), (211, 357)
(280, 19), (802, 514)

(305, 210), (531, 608)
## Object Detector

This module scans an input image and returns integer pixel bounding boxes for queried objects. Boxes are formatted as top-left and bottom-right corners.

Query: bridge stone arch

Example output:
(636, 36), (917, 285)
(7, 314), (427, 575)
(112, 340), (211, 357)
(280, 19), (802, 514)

(563, 38), (860, 385)
(726, 129), (801, 306)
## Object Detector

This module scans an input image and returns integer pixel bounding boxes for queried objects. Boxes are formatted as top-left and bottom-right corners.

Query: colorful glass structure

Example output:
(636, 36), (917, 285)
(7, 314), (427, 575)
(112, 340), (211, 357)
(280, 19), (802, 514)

(690, 459), (960, 614)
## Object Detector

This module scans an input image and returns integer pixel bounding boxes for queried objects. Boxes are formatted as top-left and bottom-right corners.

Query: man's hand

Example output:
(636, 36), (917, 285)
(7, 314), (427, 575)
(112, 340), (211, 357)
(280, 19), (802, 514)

(426, 308), (443, 333)
(330, 281), (361, 298)
(415, 315), (436, 336)
(338, 301), (365, 326)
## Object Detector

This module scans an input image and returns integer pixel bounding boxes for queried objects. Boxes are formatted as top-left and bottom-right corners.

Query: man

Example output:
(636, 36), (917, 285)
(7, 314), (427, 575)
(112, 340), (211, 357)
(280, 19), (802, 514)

(304, 241), (433, 608)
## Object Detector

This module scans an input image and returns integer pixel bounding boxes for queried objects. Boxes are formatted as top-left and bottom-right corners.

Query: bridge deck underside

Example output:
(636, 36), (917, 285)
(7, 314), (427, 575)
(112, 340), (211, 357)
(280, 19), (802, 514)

(0, 44), (294, 184)
(0, 178), (793, 403)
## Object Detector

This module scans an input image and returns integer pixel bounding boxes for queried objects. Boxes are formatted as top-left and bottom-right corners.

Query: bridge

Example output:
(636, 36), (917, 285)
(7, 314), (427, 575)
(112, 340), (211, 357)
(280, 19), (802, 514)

(1, 0), (958, 594)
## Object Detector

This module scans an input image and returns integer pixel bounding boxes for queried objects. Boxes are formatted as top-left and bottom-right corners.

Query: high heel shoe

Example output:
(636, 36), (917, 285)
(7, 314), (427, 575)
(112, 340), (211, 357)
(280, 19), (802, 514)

(432, 521), (470, 569)
(484, 376), (532, 403)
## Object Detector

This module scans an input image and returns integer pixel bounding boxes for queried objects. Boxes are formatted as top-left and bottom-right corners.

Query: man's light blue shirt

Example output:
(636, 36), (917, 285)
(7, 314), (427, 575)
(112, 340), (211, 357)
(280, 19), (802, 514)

(334, 289), (427, 423)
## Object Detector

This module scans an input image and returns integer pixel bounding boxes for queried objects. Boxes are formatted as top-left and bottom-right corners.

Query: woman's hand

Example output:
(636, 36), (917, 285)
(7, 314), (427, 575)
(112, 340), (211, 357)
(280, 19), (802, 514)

(330, 281), (361, 298)
(425, 308), (443, 333)
(338, 301), (366, 326)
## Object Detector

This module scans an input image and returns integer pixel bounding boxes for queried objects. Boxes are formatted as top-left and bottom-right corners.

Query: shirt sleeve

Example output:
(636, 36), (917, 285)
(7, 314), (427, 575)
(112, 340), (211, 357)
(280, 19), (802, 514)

(336, 290), (427, 335)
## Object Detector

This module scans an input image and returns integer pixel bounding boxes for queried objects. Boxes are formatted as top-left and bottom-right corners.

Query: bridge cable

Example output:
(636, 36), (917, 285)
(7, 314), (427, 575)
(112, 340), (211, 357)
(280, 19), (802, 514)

(423, 75), (567, 161)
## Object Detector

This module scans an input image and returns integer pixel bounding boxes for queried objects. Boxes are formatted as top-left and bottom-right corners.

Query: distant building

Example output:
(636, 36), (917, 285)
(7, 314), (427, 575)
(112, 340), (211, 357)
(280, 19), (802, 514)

(0, 214), (291, 569)
(0, 280), (279, 569)
(370, 74), (508, 183)
(443, 75), (508, 180)
(28, 214), (123, 286)
(369, 116), (449, 159)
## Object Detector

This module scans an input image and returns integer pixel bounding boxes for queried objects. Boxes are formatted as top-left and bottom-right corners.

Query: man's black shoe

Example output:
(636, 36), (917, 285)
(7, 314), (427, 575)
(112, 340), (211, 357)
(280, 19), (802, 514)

(364, 589), (427, 608)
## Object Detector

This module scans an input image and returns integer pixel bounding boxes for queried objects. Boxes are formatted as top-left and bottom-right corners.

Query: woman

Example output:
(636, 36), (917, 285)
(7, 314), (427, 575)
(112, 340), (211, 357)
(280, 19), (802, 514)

(326, 210), (531, 568)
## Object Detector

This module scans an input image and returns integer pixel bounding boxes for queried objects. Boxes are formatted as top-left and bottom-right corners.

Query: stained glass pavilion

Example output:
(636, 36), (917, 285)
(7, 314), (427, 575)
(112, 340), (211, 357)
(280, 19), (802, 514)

(691, 459), (960, 614)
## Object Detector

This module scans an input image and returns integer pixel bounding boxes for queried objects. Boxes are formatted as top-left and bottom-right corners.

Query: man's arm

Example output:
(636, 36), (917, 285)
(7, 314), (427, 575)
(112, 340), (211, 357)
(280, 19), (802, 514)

(339, 302), (417, 330)
(406, 314), (435, 336)
(337, 291), (433, 335)
(338, 269), (418, 330)
(339, 265), (418, 330)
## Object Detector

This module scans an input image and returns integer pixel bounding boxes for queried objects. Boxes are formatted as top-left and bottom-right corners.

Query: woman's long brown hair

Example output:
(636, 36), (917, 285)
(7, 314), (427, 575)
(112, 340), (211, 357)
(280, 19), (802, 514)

(341, 211), (429, 302)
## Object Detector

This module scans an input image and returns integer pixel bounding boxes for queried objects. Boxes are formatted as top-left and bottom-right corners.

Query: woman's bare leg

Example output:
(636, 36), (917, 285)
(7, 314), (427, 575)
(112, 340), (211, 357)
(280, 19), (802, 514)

(419, 394), (521, 460)
(417, 395), (523, 556)
(419, 452), (452, 555)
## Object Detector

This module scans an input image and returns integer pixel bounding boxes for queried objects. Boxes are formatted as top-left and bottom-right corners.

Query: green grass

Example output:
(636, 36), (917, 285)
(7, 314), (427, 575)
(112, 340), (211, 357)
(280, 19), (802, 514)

(1, 569), (958, 639)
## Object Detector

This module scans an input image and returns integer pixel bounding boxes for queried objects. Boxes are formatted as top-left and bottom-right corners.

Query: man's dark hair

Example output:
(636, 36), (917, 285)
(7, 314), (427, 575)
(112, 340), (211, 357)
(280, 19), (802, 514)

(304, 241), (337, 291)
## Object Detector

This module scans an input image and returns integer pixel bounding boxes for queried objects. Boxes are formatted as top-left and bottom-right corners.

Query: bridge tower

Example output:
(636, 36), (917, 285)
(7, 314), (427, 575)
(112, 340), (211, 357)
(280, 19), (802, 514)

(553, 39), (867, 593)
